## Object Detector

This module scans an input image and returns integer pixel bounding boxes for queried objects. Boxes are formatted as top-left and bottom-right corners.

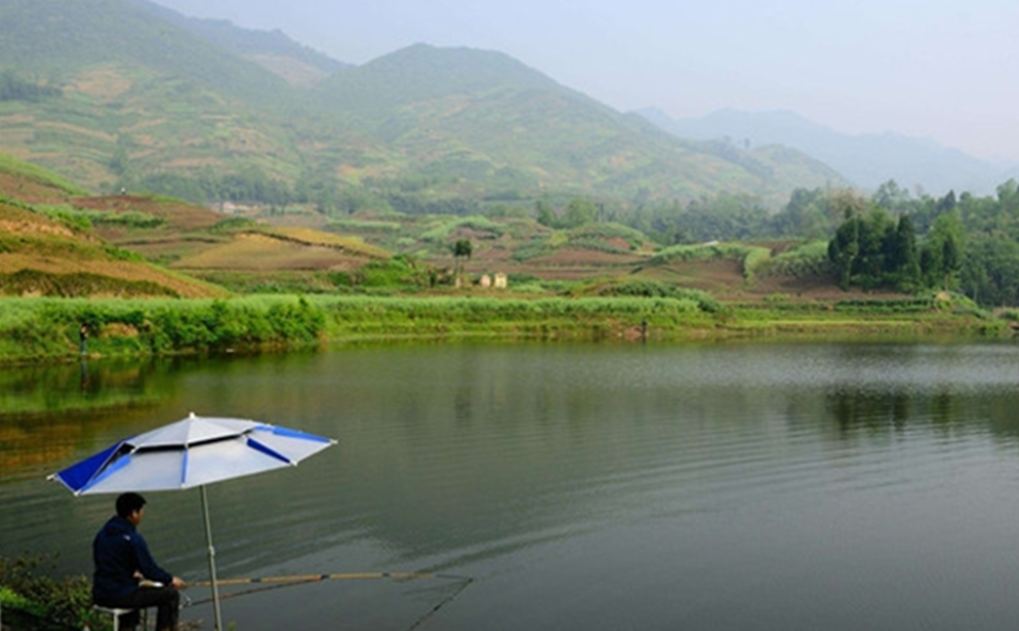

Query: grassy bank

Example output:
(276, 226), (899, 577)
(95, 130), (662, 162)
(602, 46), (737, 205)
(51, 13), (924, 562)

(0, 294), (1008, 365)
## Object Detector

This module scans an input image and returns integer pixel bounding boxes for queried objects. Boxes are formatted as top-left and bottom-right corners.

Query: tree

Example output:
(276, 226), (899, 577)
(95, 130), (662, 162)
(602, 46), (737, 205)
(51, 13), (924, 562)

(828, 216), (861, 290)
(961, 235), (1019, 306)
(535, 200), (556, 228)
(826, 191), (871, 289)
(873, 180), (912, 215)
(776, 187), (830, 238)
(562, 197), (598, 228)
(922, 211), (965, 290)
(888, 214), (920, 289)
(452, 239), (472, 281)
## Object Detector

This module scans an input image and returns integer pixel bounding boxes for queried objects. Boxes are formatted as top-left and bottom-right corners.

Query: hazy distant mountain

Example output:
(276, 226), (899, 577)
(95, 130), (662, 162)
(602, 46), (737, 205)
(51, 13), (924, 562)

(0, 0), (844, 207)
(639, 108), (1010, 196)
(125, 0), (348, 87)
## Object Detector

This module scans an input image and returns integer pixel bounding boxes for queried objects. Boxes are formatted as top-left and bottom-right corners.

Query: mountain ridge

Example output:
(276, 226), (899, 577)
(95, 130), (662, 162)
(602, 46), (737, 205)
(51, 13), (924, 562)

(638, 107), (1011, 196)
(123, 0), (348, 87)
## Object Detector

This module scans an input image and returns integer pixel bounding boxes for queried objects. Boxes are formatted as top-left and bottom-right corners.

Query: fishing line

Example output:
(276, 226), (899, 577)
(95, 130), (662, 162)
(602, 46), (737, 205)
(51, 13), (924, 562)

(184, 571), (473, 631)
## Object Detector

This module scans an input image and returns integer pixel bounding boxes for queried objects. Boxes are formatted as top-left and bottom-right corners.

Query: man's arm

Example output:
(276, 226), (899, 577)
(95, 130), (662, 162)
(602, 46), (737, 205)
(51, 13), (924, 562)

(130, 532), (173, 585)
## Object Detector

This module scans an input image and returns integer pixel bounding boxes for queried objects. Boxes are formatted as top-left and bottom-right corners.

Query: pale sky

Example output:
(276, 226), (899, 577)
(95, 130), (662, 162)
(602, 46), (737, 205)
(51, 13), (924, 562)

(152, 0), (1019, 162)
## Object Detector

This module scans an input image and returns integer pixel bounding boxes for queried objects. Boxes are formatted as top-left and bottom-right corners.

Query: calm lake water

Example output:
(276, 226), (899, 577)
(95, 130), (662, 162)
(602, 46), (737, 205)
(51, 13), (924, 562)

(5, 341), (1019, 630)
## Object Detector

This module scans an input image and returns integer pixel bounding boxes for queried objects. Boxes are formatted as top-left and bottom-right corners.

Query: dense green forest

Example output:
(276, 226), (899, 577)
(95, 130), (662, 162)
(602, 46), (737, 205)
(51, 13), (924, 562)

(821, 179), (1019, 307)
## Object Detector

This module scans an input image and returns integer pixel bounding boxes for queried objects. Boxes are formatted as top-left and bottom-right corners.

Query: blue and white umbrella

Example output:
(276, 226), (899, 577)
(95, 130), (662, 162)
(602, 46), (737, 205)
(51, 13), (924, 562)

(51, 413), (336, 631)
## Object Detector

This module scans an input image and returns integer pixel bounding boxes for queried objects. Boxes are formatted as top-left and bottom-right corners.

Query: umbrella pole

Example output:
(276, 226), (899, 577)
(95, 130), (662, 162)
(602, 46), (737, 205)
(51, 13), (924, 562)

(201, 485), (224, 631)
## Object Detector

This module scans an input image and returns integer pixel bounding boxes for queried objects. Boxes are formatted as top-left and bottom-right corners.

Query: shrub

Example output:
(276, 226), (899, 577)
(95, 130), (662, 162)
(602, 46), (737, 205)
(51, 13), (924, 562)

(35, 205), (93, 232)
(0, 554), (92, 629)
(596, 280), (723, 313)
(209, 217), (259, 233)
(565, 222), (647, 249)
(327, 218), (402, 232)
(648, 242), (771, 280)
(0, 296), (329, 361)
(763, 241), (833, 277)
(511, 238), (551, 261)
(420, 216), (504, 242)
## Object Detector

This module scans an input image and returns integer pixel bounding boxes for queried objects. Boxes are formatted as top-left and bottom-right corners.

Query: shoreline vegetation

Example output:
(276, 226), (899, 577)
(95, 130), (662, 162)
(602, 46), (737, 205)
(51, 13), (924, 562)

(0, 293), (1011, 367)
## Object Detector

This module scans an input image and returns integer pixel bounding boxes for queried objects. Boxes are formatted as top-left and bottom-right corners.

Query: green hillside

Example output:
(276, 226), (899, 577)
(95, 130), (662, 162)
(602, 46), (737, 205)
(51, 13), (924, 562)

(0, 0), (292, 101)
(0, 0), (846, 211)
(314, 45), (845, 204)
(0, 0), (320, 188)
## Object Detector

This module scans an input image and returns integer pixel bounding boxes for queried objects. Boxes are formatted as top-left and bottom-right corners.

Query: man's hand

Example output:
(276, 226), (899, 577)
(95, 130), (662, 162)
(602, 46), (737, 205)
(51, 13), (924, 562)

(171, 576), (186, 589)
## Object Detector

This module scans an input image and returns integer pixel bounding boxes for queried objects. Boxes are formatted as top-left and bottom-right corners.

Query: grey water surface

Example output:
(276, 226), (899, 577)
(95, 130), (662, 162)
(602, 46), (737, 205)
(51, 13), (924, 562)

(4, 341), (1019, 630)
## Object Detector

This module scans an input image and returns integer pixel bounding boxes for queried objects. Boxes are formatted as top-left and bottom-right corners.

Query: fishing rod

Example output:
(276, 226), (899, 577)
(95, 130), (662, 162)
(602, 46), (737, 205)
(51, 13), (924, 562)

(183, 571), (474, 631)
(187, 570), (470, 588)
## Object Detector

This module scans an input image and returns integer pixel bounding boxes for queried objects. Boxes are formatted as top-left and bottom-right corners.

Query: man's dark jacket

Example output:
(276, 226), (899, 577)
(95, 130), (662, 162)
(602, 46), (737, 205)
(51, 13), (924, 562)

(92, 515), (173, 604)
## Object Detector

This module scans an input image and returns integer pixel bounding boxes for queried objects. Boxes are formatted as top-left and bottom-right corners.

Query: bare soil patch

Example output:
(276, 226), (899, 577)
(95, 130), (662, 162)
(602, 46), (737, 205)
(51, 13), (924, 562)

(0, 172), (73, 205)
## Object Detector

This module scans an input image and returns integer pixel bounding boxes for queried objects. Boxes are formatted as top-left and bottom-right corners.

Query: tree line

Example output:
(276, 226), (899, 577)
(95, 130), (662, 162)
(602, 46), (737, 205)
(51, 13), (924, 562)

(0, 71), (61, 102)
(827, 179), (1019, 306)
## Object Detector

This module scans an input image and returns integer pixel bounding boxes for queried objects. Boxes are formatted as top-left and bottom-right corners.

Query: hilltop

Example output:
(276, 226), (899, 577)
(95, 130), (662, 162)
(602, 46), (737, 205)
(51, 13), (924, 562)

(0, 0), (844, 211)
(125, 0), (348, 87)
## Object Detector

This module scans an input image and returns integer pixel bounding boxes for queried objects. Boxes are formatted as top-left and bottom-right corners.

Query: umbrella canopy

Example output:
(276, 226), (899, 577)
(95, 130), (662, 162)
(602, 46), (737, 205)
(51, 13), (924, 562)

(50, 413), (336, 631)
(52, 414), (335, 494)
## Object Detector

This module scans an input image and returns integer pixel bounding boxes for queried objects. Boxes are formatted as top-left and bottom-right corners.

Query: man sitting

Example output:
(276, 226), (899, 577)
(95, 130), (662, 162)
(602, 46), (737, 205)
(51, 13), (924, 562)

(93, 492), (186, 631)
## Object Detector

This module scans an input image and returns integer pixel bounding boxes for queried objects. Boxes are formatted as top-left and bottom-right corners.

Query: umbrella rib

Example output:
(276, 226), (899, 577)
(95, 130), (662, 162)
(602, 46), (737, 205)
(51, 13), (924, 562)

(181, 449), (189, 488)
(246, 438), (295, 465)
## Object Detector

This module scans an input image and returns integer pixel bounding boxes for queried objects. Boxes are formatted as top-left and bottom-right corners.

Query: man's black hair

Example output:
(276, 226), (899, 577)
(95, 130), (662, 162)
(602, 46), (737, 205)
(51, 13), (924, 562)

(116, 492), (146, 518)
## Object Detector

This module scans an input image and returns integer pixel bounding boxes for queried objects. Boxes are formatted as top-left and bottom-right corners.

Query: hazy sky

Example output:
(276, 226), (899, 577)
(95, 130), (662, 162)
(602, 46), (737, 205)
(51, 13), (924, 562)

(151, 0), (1019, 162)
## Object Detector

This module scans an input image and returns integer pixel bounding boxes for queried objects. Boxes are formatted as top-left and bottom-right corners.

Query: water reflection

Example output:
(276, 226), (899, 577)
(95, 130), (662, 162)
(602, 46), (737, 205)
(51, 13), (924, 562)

(824, 383), (1019, 443)
(5, 341), (1019, 631)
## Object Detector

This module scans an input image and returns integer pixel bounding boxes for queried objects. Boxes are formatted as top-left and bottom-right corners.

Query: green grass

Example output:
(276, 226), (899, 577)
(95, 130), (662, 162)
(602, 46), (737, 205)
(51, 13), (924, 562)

(565, 222), (648, 249)
(648, 242), (772, 280)
(419, 215), (505, 242)
(762, 241), (832, 277)
(327, 218), (403, 232)
(0, 291), (1010, 365)
(312, 295), (714, 339)
(0, 152), (91, 196)
(0, 296), (326, 362)
(36, 203), (166, 229)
